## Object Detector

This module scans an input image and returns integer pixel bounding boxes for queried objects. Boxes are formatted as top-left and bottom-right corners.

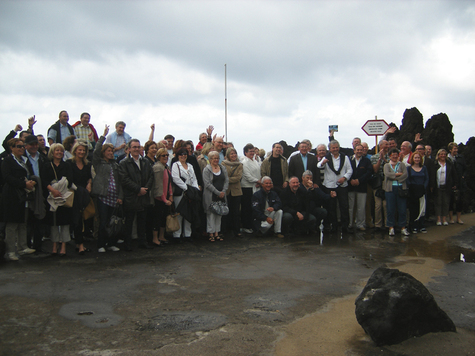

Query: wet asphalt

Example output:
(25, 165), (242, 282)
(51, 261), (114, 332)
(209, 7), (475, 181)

(1, 223), (474, 355)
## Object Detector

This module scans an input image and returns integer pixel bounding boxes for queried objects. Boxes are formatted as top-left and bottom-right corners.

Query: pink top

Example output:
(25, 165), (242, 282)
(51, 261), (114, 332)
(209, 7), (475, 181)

(160, 167), (173, 203)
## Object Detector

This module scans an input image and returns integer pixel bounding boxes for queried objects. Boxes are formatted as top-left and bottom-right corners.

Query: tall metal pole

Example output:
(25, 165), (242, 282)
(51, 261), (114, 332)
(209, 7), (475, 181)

(224, 64), (227, 141)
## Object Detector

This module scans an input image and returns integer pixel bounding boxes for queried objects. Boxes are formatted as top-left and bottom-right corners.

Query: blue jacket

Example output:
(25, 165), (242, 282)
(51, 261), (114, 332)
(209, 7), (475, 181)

(252, 188), (282, 222)
(348, 155), (373, 193)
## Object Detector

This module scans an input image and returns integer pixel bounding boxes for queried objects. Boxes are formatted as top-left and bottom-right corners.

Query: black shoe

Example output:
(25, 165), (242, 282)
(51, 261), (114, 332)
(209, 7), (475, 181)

(123, 245), (133, 251)
(152, 242), (164, 247)
(139, 243), (154, 249)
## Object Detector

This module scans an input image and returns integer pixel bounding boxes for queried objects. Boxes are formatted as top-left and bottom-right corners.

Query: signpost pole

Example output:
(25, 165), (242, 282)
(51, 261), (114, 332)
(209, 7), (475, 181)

(375, 115), (379, 154)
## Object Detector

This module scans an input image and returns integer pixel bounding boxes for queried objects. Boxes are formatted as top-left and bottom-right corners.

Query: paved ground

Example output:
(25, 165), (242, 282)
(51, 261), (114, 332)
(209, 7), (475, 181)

(1, 215), (474, 356)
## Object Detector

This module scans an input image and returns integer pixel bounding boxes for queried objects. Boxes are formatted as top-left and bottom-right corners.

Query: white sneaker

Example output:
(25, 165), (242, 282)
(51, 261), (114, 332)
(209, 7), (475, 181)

(18, 248), (36, 255)
(107, 246), (120, 252)
(117, 239), (124, 244)
(98, 247), (106, 253)
(7, 252), (19, 261)
(242, 228), (253, 234)
(389, 228), (395, 236)
(401, 228), (410, 236)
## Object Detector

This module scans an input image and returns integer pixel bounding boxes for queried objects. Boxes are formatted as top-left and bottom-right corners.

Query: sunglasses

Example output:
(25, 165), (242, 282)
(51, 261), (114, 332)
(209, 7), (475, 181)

(15, 145), (25, 149)
(160, 154), (169, 157)
(179, 153), (187, 156)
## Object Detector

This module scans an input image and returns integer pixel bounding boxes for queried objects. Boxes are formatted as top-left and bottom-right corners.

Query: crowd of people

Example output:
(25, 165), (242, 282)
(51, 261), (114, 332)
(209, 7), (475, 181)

(0, 111), (468, 261)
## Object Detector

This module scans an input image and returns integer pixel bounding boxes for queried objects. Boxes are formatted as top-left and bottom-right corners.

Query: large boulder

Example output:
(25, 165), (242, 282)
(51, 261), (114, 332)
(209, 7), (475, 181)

(355, 267), (456, 346)
(399, 107), (424, 145)
(423, 113), (454, 152)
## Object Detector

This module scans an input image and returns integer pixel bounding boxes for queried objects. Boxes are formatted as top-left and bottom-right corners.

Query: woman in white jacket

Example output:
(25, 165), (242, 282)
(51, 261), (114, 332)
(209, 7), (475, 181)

(240, 143), (261, 233)
(171, 147), (199, 240)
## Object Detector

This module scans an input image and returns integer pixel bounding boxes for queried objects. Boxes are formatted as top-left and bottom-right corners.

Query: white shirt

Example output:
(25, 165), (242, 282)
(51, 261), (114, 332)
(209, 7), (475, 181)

(317, 154), (353, 189)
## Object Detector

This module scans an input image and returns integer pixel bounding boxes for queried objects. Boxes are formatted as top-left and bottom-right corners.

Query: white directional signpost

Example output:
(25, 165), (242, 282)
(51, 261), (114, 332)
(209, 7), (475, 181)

(361, 116), (390, 153)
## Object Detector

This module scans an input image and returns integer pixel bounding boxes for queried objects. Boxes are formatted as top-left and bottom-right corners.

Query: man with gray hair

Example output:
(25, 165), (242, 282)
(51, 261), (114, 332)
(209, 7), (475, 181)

(400, 141), (413, 166)
(105, 121), (131, 159)
(317, 140), (353, 232)
(288, 141), (318, 184)
(280, 176), (316, 235)
(251, 176), (284, 238)
(301, 170), (332, 228)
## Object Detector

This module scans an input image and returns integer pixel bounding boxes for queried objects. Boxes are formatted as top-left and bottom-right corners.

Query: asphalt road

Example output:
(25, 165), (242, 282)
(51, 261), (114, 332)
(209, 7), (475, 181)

(1, 220), (474, 356)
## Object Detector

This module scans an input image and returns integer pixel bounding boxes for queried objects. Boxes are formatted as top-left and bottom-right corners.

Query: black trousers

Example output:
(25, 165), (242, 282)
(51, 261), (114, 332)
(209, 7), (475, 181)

(323, 185), (349, 229)
(241, 188), (254, 230)
(124, 209), (146, 247)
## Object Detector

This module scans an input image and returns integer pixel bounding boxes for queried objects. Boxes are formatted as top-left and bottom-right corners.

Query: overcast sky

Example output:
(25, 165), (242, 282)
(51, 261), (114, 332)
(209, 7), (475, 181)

(1, 0), (474, 153)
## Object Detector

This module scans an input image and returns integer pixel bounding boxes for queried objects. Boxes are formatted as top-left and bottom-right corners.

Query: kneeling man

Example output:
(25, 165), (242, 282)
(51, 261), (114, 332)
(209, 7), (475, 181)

(252, 176), (284, 237)
(280, 176), (316, 235)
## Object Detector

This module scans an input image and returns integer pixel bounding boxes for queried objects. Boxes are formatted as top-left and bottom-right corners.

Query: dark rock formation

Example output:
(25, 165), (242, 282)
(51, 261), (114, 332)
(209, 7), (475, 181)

(461, 137), (475, 211)
(423, 113), (454, 153)
(398, 107), (424, 145)
(355, 267), (456, 346)
(279, 140), (297, 159)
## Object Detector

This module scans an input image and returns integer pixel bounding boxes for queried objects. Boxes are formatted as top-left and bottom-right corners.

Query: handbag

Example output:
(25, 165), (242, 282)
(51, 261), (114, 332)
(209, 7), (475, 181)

(83, 198), (96, 220)
(166, 213), (180, 233)
(51, 162), (75, 208)
(369, 173), (382, 190)
(106, 205), (125, 238)
(209, 201), (229, 216)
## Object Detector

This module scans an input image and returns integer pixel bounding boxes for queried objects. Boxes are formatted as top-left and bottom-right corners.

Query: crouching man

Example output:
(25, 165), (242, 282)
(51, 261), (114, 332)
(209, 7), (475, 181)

(252, 176), (284, 238)
(280, 176), (317, 236)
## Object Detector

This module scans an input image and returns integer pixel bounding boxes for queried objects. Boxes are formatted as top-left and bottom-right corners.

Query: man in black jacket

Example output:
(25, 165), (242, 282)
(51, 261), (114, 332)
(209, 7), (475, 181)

(288, 142), (318, 184)
(252, 176), (284, 237)
(47, 110), (75, 145)
(118, 139), (154, 250)
(280, 177), (316, 235)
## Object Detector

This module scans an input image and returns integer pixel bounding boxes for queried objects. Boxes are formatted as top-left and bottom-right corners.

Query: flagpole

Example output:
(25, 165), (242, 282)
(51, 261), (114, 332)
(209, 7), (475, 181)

(224, 64), (227, 142)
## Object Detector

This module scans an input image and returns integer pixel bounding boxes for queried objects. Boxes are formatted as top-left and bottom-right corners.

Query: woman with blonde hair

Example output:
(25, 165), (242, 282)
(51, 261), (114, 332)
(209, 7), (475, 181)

(407, 151), (429, 234)
(203, 151), (229, 241)
(152, 147), (173, 245)
(68, 140), (92, 254)
(198, 142), (214, 173)
(434, 149), (457, 226)
(42, 143), (74, 256)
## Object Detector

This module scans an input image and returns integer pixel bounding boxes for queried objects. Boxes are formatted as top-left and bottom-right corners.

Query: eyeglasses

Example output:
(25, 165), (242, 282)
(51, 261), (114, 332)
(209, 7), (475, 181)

(15, 145), (25, 149)
(130, 146), (141, 149)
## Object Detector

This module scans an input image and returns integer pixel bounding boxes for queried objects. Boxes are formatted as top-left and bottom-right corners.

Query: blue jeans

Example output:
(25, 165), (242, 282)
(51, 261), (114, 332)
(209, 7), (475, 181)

(385, 186), (407, 228)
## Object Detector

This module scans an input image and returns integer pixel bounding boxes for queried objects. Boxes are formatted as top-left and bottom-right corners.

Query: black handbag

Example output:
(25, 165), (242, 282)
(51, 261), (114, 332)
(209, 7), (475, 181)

(369, 173), (382, 189)
(209, 201), (229, 216)
(106, 205), (125, 237)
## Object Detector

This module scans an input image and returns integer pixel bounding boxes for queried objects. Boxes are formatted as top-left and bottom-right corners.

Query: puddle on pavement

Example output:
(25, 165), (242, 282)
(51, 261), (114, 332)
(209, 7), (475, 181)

(305, 226), (475, 264)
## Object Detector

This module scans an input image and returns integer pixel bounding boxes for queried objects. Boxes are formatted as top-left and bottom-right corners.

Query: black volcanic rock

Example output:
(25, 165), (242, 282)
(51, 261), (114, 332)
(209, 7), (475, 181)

(355, 267), (456, 346)
(462, 137), (475, 209)
(423, 113), (454, 152)
(279, 140), (296, 159)
(399, 107), (424, 145)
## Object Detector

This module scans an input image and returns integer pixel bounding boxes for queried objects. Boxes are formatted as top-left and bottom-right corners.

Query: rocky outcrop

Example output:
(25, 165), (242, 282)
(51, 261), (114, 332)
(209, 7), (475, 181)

(399, 107), (424, 145)
(423, 113), (454, 153)
(355, 267), (456, 346)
